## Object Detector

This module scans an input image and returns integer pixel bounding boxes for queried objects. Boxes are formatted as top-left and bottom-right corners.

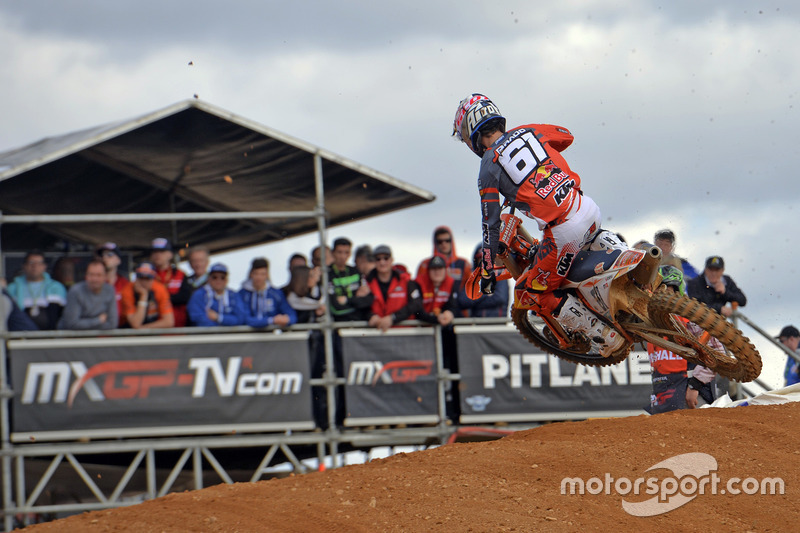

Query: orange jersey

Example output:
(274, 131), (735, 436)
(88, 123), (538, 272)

(120, 280), (173, 326)
(478, 123), (582, 269)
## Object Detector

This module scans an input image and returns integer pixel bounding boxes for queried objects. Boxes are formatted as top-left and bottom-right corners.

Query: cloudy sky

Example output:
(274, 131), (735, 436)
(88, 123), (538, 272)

(1, 1), (798, 387)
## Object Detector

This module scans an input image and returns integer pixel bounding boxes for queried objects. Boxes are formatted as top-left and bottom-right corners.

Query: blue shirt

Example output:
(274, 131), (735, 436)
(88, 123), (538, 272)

(238, 280), (297, 328)
(187, 286), (247, 327)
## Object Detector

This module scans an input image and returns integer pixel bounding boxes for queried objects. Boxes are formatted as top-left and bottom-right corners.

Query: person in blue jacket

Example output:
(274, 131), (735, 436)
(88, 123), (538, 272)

(239, 257), (297, 328)
(187, 263), (246, 327)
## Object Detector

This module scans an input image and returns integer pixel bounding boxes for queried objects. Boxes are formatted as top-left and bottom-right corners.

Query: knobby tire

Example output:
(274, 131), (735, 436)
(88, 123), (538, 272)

(511, 308), (631, 367)
(647, 291), (762, 382)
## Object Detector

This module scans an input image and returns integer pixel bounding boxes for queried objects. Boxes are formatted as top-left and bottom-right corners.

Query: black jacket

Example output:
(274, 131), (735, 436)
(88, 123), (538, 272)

(686, 274), (746, 313)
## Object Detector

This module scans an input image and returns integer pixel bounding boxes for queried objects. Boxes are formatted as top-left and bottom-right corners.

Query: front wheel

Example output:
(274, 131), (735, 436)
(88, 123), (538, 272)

(647, 292), (762, 382)
(511, 308), (631, 366)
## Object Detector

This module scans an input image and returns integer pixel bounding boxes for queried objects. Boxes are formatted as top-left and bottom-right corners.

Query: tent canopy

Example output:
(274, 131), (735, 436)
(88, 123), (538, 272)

(0, 100), (434, 254)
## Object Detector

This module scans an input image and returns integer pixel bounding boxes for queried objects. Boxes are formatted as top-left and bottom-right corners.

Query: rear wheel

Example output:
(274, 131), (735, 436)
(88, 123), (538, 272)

(647, 292), (762, 382)
(511, 308), (631, 366)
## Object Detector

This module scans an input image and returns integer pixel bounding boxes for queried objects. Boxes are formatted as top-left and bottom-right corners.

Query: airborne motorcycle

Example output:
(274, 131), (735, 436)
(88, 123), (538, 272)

(467, 209), (762, 382)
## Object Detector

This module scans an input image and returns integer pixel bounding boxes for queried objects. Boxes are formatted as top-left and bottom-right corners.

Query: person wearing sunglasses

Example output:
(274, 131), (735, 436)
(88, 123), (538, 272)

(366, 245), (423, 332)
(120, 263), (174, 329)
(415, 226), (471, 291)
(187, 263), (247, 327)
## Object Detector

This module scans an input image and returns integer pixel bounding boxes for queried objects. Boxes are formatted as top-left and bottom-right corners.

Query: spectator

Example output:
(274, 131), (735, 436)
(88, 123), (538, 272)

(653, 229), (699, 279)
(415, 255), (458, 327)
(354, 245), (375, 277)
(150, 238), (193, 327)
(120, 263), (174, 329)
(51, 256), (80, 289)
(646, 266), (718, 413)
(311, 245), (333, 268)
(288, 253), (308, 270)
(6, 251), (66, 330)
(281, 253), (308, 295)
(96, 242), (130, 327)
(58, 259), (118, 330)
(457, 243), (509, 318)
(686, 255), (747, 318)
(328, 237), (373, 321)
(2, 288), (39, 331)
(778, 325), (800, 387)
(366, 245), (422, 332)
(285, 265), (325, 323)
(416, 226), (472, 288)
(186, 245), (211, 290)
(239, 258), (297, 328)
(187, 263), (246, 327)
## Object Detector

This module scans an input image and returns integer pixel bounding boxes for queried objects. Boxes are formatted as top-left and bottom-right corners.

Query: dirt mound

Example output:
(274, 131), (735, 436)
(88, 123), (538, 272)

(24, 403), (800, 532)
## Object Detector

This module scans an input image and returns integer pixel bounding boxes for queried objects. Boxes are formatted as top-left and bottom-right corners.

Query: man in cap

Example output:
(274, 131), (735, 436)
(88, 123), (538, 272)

(149, 238), (193, 327)
(686, 255), (747, 317)
(96, 242), (130, 326)
(778, 325), (800, 386)
(120, 263), (174, 329)
(415, 255), (458, 327)
(366, 245), (422, 332)
(187, 263), (247, 327)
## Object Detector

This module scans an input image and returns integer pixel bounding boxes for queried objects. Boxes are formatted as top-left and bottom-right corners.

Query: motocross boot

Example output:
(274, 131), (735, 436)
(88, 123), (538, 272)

(554, 294), (624, 356)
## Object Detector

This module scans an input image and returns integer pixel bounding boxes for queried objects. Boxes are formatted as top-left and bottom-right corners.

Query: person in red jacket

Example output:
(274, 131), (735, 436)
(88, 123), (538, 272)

(415, 255), (458, 327)
(415, 226), (472, 289)
(366, 245), (422, 332)
(149, 238), (193, 327)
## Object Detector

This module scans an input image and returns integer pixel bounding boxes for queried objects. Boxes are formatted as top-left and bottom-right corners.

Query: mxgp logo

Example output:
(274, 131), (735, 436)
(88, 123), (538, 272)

(21, 357), (302, 406)
(347, 360), (433, 386)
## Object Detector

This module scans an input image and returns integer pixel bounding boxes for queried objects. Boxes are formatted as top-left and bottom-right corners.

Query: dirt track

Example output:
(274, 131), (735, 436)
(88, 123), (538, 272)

(23, 403), (800, 532)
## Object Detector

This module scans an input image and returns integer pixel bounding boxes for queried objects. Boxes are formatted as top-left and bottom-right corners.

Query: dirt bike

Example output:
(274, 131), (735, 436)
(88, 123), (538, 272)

(466, 209), (762, 382)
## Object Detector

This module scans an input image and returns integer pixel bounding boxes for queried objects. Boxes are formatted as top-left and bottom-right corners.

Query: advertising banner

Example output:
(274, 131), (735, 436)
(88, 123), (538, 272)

(9, 332), (314, 441)
(341, 328), (439, 426)
(456, 325), (652, 423)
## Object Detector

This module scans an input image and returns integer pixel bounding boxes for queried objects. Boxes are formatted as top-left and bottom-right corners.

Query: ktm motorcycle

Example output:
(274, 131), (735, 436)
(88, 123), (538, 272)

(466, 210), (762, 382)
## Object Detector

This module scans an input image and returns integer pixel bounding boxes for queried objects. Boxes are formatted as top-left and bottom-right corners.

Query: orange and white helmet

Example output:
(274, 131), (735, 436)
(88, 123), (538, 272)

(452, 93), (505, 157)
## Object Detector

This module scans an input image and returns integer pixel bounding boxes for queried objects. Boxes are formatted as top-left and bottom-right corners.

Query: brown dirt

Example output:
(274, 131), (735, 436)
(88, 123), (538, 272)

(23, 403), (800, 532)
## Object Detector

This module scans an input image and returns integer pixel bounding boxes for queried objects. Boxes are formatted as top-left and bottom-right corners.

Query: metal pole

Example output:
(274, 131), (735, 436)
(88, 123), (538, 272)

(0, 210), (14, 532)
(313, 153), (339, 466)
(433, 325), (447, 432)
(0, 211), (318, 224)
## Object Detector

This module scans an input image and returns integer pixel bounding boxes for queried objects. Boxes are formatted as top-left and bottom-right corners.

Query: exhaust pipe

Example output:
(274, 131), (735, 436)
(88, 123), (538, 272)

(630, 244), (662, 288)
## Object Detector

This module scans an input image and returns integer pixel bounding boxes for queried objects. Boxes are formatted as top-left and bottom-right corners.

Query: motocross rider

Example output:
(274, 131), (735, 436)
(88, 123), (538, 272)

(452, 93), (623, 355)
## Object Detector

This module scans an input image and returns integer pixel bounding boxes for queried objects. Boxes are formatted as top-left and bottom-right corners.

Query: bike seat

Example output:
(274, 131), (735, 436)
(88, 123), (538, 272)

(565, 249), (624, 283)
